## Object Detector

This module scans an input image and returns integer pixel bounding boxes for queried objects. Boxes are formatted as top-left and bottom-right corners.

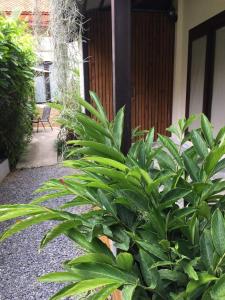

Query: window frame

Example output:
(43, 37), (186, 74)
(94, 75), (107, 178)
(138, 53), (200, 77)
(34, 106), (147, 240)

(186, 10), (225, 120)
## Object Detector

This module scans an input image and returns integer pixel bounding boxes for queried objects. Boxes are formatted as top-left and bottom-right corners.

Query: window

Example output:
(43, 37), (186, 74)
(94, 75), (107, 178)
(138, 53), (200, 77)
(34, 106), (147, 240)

(186, 10), (225, 133)
(34, 61), (52, 104)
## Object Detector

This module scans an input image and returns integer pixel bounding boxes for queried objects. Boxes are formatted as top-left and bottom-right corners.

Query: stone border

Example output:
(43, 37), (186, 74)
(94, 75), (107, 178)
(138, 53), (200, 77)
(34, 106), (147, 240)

(0, 159), (10, 183)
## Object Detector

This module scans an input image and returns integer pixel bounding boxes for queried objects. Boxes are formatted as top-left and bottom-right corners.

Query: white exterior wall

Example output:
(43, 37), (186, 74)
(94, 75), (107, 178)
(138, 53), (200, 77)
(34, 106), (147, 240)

(172, 0), (225, 123)
(37, 36), (54, 62)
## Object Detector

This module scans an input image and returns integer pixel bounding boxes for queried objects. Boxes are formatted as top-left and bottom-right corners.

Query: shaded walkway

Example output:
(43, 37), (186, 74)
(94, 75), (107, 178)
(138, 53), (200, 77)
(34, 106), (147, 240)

(16, 129), (59, 169)
(0, 165), (82, 300)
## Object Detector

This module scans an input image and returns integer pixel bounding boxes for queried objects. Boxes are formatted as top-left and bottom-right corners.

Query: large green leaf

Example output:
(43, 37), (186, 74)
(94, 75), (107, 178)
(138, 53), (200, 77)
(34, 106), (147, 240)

(31, 192), (68, 205)
(204, 145), (225, 177)
(67, 253), (114, 266)
(76, 112), (112, 139)
(215, 126), (225, 144)
(0, 205), (53, 222)
(186, 272), (218, 296)
(0, 213), (62, 241)
(211, 274), (225, 299)
(159, 269), (186, 283)
(137, 240), (168, 261)
(201, 114), (214, 149)
(150, 261), (175, 269)
(202, 181), (225, 200)
(213, 158), (225, 175)
(39, 272), (81, 282)
(182, 152), (200, 182)
(145, 128), (154, 151)
(167, 124), (182, 139)
(184, 115), (197, 131)
(68, 140), (125, 162)
(111, 225), (131, 251)
(200, 230), (214, 271)
(139, 249), (159, 289)
(116, 252), (133, 271)
(191, 130), (208, 159)
(160, 188), (191, 209)
(113, 106), (124, 150)
(77, 96), (107, 125)
(122, 285), (137, 300)
(158, 135), (183, 166)
(83, 156), (128, 171)
(50, 278), (121, 300)
(183, 261), (198, 281)
(60, 197), (93, 208)
(97, 190), (117, 217)
(211, 209), (225, 257)
(67, 229), (114, 258)
(156, 150), (176, 171)
(89, 91), (108, 121)
(172, 207), (196, 220)
(70, 262), (137, 283)
(40, 220), (81, 249)
(88, 283), (121, 300)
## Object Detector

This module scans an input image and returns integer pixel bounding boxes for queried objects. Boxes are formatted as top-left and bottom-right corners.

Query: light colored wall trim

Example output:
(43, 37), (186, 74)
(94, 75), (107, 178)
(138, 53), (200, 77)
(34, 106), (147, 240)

(172, 0), (186, 123)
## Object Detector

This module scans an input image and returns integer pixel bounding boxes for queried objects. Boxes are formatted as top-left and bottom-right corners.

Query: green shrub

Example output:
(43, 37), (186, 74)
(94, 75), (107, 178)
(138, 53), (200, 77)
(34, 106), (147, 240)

(2, 94), (225, 299)
(0, 16), (36, 168)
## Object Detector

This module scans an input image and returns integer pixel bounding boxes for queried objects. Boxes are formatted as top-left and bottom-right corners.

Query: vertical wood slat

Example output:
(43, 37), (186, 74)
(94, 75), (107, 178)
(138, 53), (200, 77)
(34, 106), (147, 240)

(131, 12), (175, 135)
(87, 11), (113, 120)
(87, 11), (174, 135)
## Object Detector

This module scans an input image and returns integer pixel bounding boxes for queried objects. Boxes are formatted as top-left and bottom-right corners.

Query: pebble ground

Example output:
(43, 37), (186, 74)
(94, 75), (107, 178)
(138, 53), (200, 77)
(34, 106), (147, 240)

(0, 165), (85, 300)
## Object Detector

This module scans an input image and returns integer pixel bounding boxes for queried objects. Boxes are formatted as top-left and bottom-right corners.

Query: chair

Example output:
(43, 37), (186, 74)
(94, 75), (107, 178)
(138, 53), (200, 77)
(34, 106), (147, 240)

(33, 106), (53, 132)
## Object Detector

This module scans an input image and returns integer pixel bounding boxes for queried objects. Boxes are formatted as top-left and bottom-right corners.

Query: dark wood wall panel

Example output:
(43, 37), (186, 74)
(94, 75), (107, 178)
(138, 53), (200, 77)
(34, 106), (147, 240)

(131, 12), (174, 134)
(87, 11), (113, 120)
(87, 11), (174, 134)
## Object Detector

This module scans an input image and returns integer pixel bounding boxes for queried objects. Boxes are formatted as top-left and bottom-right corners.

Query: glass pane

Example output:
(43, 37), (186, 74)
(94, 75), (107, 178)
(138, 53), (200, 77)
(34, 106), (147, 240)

(211, 26), (225, 134)
(35, 75), (46, 103)
(189, 36), (207, 129)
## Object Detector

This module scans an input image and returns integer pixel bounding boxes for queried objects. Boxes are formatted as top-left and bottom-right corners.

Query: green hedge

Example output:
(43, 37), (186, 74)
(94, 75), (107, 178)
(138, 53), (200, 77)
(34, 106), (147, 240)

(0, 16), (36, 168)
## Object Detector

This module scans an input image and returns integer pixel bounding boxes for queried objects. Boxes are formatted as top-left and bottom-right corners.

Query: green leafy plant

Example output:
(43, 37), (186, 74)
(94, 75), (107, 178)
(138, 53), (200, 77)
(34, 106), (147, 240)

(2, 94), (225, 299)
(0, 15), (36, 168)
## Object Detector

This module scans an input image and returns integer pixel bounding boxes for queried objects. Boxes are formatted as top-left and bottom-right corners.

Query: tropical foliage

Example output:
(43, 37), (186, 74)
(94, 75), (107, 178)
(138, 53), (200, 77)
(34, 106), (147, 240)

(0, 15), (36, 167)
(1, 93), (225, 299)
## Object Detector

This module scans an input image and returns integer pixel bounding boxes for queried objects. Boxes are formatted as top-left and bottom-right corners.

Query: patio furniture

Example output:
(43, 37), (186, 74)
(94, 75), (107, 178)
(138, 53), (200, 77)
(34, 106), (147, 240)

(33, 106), (53, 132)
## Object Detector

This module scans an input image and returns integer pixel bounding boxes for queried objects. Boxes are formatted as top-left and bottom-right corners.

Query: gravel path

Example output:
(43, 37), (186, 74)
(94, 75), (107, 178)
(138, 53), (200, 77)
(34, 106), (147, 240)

(0, 165), (85, 300)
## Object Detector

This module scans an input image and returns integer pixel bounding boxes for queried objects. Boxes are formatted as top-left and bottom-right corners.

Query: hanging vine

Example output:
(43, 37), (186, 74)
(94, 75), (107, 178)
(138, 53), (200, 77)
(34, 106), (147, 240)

(33, 0), (84, 107)
(33, 0), (85, 158)
(49, 0), (83, 106)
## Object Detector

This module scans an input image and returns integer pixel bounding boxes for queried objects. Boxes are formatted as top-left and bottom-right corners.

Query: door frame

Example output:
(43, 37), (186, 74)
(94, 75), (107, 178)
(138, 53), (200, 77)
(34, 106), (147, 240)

(186, 10), (225, 119)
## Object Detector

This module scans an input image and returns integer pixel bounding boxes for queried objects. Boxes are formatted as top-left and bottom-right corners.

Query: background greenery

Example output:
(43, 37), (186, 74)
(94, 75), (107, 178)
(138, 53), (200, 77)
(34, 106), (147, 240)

(0, 15), (36, 168)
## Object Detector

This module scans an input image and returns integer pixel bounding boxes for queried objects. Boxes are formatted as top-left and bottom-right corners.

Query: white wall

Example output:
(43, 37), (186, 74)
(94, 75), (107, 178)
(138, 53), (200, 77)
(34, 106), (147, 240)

(172, 0), (225, 123)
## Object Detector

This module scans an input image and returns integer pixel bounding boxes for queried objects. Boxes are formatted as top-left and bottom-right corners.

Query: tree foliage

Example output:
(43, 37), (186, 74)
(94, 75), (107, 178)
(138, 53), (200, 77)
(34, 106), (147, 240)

(0, 15), (36, 167)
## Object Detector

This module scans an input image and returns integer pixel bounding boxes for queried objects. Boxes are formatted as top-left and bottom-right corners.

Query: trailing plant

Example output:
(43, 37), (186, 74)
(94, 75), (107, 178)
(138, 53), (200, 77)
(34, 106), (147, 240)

(0, 15), (36, 167)
(2, 94), (225, 299)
